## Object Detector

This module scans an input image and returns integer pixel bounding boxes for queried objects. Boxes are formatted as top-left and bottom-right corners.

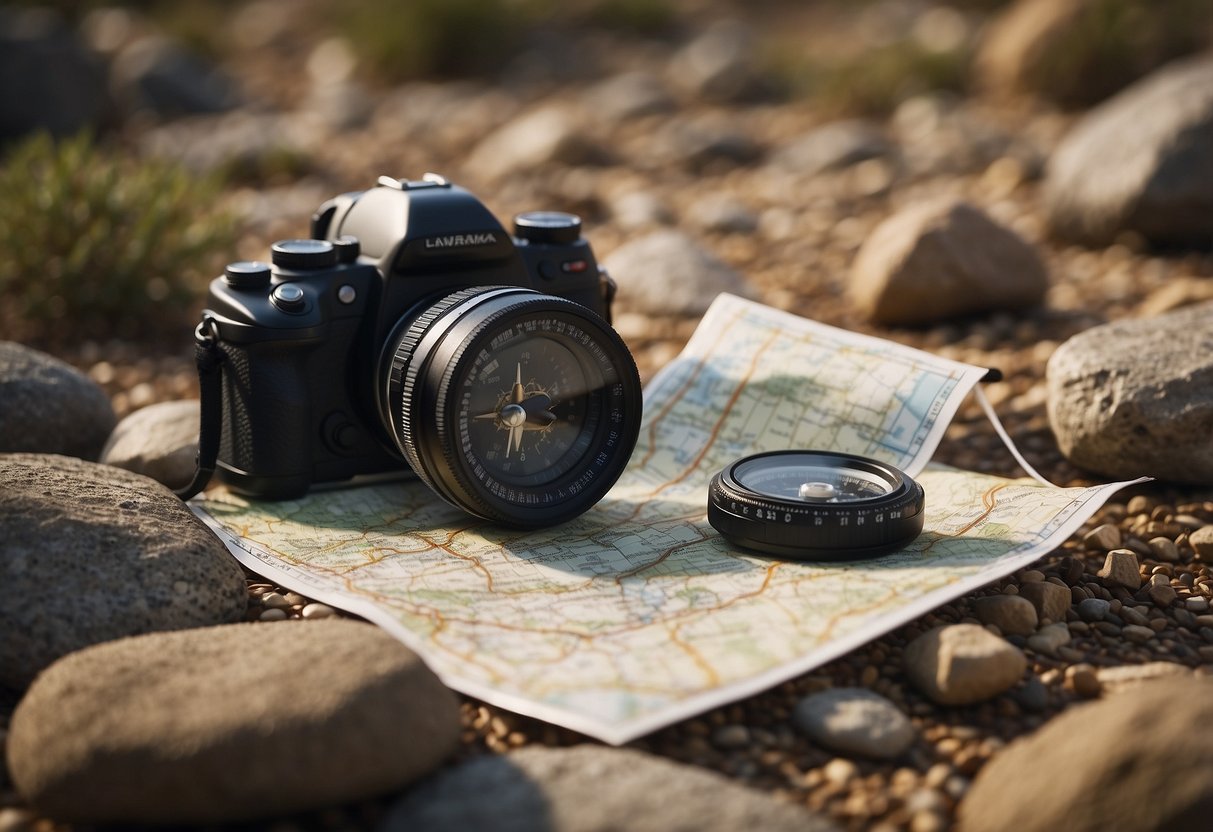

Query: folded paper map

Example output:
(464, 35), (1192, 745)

(194, 294), (1135, 743)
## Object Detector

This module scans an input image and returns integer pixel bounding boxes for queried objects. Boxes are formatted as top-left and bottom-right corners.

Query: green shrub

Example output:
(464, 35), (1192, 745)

(0, 132), (238, 346)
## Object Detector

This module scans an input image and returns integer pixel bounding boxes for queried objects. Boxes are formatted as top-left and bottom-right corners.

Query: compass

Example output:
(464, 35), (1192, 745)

(382, 287), (641, 527)
(708, 450), (925, 560)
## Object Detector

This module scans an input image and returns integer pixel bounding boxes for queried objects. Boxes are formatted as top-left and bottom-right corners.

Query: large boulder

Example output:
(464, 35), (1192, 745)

(958, 677), (1213, 832)
(1046, 301), (1213, 484)
(1043, 54), (1213, 247)
(849, 199), (1049, 325)
(7, 620), (462, 824)
(0, 342), (116, 461)
(0, 453), (246, 689)
(378, 744), (839, 832)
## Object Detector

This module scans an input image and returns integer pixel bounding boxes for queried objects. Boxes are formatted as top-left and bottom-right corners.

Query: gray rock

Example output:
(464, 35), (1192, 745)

(465, 105), (600, 183)
(1017, 580), (1071, 624)
(0, 7), (109, 141)
(903, 624), (1027, 705)
(667, 20), (758, 103)
(100, 400), (199, 490)
(688, 195), (759, 234)
(0, 343), (116, 461)
(8, 620), (461, 824)
(0, 453), (246, 689)
(958, 677), (1213, 832)
(1044, 54), (1213, 247)
(973, 594), (1039, 636)
(792, 688), (916, 760)
(849, 199), (1049, 325)
(1046, 300), (1213, 483)
(772, 120), (892, 175)
(378, 745), (839, 832)
(648, 116), (761, 172)
(140, 110), (312, 177)
(1026, 622), (1071, 656)
(584, 71), (674, 123)
(110, 34), (240, 120)
(1077, 597), (1110, 622)
(609, 191), (673, 230)
(602, 230), (755, 316)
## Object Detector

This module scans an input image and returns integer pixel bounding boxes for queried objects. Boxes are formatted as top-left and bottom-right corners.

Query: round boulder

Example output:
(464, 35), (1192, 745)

(602, 230), (755, 316)
(1046, 300), (1213, 483)
(1044, 54), (1213, 247)
(0, 453), (246, 689)
(100, 399), (199, 490)
(0, 342), (116, 460)
(849, 199), (1048, 326)
(958, 677), (1213, 832)
(7, 620), (461, 824)
(378, 744), (839, 832)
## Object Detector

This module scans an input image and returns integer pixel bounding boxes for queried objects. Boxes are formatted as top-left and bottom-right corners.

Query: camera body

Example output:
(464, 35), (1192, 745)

(204, 174), (617, 501)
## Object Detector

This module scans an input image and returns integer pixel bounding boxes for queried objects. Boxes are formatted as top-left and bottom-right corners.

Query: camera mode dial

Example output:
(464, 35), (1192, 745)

(514, 212), (582, 244)
(271, 239), (337, 270)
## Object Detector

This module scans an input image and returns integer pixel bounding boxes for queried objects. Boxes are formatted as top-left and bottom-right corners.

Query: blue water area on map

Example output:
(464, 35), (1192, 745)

(878, 372), (954, 457)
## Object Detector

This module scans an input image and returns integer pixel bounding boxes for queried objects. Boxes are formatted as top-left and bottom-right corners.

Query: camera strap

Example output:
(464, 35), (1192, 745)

(175, 316), (225, 501)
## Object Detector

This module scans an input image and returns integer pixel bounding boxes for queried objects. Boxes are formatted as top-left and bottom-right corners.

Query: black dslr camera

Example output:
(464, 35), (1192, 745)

(200, 174), (642, 528)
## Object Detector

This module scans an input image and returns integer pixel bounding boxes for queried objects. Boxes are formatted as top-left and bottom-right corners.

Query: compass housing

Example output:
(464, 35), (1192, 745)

(708, 450), (925, 560)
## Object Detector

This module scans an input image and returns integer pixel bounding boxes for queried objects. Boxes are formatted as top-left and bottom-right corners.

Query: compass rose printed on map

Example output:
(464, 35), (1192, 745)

(194, 294), (1137, 743)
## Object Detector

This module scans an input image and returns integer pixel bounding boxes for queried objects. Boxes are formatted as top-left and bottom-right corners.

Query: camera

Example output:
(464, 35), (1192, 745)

(201, 174), (642, 528)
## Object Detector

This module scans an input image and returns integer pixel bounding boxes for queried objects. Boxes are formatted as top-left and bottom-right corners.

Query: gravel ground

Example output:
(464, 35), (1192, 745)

(4, 5), (1213, 829)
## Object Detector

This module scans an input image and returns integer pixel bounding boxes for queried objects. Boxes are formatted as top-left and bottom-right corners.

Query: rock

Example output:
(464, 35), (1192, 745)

(0, 343), (116, 461)
(975, 0), (1207, 108)
(0, 453), (246, 689)
(378, 745), (839, 832)
(109, 34), (240, 121)
(1147, 583), (1177, 608)
(667, 20), (758, 103)
(602, 230), (755, 316)
(1122, 624), (1155, 643)
(465, 105), (600, 183)
(848, 199), (1049, 326)
(1137, 276), (1213, 317)
(140, 110), (312, 177)
(1046, 301), (1213, 484)
(1190, 525), (1213, 558)
(100, 400), (199, 490)
(1098, 549), (1142, 590)
(1149, 536), (1181, 562)
(1017, 580), (1071, 623)
(903, 624), (1027, 706)
(648, 116), (760, 172)
(772, 120), (892, 176)
(1077, 597), (1110, 622)
(8, 620), (460, 824)
(972, 594), (1039, 636)
(1026, 622), (1071, 656)
(688, 195), (758, 234)
(1064, 663), (1101, 698)
(584, 71), (674, 123)
(792, 688), (915, 760)
(958, 677), (1213, 832)
(1083, 522), (1122, 550)
(711, 724), (751, 749)
(609, 191), (673, 230)
(0, 7), (109, 141)
(1043, 54), (1213, 247)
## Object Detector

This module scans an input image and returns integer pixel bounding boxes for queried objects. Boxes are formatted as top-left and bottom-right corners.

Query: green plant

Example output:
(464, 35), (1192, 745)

(0, 132), (238, 346)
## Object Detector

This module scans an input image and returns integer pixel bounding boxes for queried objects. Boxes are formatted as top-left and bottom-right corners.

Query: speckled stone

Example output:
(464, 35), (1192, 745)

(0, 453), (246, 689)
(8, 620), (461, 824)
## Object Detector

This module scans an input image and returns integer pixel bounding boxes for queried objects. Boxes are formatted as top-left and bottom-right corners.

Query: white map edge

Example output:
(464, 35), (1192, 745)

(194, 475), (1146, 745)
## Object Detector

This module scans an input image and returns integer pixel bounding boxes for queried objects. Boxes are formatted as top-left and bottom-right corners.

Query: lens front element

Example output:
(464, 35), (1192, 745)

(383, 288), (641, 527)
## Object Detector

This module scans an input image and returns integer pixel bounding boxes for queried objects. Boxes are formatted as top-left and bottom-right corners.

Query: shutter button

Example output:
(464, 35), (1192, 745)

(272, 283), (306, 313)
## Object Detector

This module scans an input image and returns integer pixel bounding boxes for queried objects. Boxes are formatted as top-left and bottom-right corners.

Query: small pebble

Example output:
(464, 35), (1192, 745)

(1083, 523), (1121, 550)
(823, 757), (859, 786)
(1186, 596), (1210, 613)
(260, 591), (290, 610)
(1122, 624), (1155, 644)
(1019, 570), (1045, 583)
(301, 602), (336, 620)
(1147, 584), (1177, 608)
(1064, 664), (1101, 698)
(972, 594), (1038, 636)
(711, 724), (751, 749)
(1098, 549), (1141, 590)
(259, 608), (288, 622)
(1190, 526), (1213, 557)
(1148, 537), (1180, 562)
(1119, 605), (1149, 627)
(1027, 623), (1070, 656)
(1077, 597), (1110, 622)
(283, 592), (307, 606)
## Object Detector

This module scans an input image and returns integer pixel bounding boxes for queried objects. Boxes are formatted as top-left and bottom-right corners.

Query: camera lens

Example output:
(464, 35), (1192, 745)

(378, 287), (642, 528)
